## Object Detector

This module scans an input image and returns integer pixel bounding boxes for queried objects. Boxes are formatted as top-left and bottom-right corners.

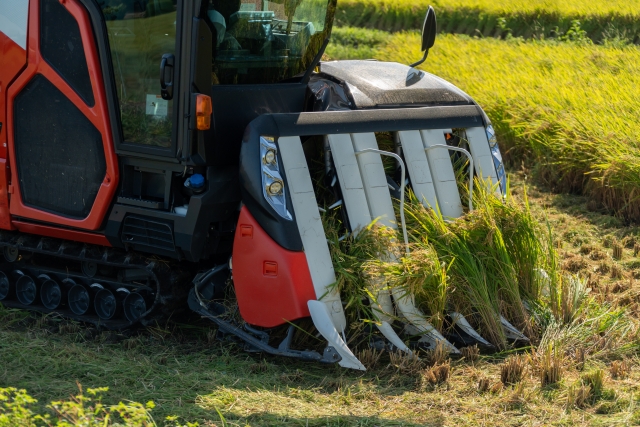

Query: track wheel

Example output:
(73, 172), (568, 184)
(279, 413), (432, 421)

(0, 272), (10, 300)
(40, 275), (62, 310)
(81, 261), (97, 278)
(15, 274), (37, 305)
(123, 292), (146, 322)
(3, 247), (18, 262)
(68, 284), (91, 315)
(94, 289), (117, 320)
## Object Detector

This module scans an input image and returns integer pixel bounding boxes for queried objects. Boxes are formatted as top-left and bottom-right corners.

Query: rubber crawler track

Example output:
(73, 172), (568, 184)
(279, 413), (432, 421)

(0, 230), (193, 330)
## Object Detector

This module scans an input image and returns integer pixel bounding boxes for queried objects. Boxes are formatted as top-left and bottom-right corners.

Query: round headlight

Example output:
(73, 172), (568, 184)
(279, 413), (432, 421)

(264, 149), (277, 165)
(267, 180), (283, 195)
(486, 125), (498, 148)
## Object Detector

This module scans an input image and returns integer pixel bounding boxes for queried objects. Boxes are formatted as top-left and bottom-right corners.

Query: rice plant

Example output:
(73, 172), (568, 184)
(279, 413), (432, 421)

(329, 31), (640, 220)
(324, 172), (558, 349)
(335, 0), (640, 44)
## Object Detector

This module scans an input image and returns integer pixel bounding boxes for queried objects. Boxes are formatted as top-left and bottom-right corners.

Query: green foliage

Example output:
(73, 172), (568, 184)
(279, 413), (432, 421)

(0, 386), (194, 427)
(335, 0), (640, 44)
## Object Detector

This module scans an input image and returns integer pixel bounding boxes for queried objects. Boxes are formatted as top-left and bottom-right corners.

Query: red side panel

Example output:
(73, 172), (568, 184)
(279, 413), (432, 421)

(0, 29), (27, 230)
(233, 206), (317, 328)
(6, 0), (118, 231)
(13, 221), (110, 246)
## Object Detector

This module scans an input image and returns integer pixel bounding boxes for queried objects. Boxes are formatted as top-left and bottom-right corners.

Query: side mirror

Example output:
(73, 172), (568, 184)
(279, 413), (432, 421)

(410, 6), (437, 68)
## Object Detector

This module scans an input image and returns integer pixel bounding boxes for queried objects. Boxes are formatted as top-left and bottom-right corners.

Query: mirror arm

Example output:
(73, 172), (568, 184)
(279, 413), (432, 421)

(409, 50), (429, 69)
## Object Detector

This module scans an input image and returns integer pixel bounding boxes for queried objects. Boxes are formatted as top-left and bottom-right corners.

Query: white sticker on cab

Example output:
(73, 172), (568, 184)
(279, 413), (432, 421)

(145, 94), (168, 118)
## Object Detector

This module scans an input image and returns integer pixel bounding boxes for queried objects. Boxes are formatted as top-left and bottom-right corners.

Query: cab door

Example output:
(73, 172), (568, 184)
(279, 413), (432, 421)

(7, 0), (119, 230)
(6, 0), (183, 230)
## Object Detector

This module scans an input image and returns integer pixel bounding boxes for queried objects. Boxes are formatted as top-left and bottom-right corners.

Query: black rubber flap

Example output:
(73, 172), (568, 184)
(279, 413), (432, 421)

(14, 75), (106, 219)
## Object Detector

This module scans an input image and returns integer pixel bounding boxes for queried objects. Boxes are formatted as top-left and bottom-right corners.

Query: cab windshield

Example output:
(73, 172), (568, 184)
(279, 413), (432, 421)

(208, 0), (335, 84)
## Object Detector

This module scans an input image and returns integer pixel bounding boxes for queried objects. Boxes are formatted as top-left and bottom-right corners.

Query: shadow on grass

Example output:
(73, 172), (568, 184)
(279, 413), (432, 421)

(212, 412), (444, 427)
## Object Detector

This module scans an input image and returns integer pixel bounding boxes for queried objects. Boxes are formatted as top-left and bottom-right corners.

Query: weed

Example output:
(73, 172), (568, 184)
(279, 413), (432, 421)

(0, 385), (160, 426)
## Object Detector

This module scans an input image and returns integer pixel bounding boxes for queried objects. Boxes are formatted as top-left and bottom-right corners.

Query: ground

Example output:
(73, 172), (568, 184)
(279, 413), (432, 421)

(2, 170), (640, 426)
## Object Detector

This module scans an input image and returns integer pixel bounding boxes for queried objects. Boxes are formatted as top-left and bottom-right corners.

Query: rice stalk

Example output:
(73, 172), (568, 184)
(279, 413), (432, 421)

(335, 0), (640, 44)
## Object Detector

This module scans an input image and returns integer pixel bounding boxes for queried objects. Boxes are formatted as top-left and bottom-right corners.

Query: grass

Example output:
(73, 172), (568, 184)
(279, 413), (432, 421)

(3, 174), (640, 425)
(334, 0), (640, 44)
(327, 30), (640, 221)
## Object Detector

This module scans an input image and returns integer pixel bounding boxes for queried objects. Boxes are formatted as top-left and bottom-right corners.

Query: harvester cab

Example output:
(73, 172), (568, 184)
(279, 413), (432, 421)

(0, 0), (511, 369)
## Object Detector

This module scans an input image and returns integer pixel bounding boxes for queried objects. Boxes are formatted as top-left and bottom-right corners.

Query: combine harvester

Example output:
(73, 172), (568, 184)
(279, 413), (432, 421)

(0, 0), (524, 369)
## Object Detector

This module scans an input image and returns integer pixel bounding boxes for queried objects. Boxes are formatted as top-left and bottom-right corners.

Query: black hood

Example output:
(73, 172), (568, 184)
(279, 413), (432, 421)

(317, 60), (474, 109)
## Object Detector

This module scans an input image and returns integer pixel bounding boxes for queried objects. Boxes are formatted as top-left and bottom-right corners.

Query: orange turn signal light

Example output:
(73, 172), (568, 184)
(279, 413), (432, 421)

(196, 94), (212, 130)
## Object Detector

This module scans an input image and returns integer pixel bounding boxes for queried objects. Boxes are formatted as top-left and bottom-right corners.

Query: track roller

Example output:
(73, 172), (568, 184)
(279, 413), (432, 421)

(68, 283), (91, 315)
(3, 247), (18, 262)
(94, 288), (118, 320)
(81, 261), (98, 278)
(0, 271), (10, 300)
(39, 274), (63, 310)
(123, 292), (146, 322)
(15, 273), (37, 305)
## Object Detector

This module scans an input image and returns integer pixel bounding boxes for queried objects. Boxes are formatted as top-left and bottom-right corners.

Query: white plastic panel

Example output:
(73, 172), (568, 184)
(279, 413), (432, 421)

(350, 133), (396, 228)
(327, 134), (372, 232)
(465, 127), (498, 189)
(420, 129), (463, 218)
(0, 0), (29, 50)
(278, 136), (346, 331)
(397, 131), (438, 210)
(331, 133), (412, 354)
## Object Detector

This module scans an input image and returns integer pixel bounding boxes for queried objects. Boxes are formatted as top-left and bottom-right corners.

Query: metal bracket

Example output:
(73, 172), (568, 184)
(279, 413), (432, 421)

(188, 289), (342, 364)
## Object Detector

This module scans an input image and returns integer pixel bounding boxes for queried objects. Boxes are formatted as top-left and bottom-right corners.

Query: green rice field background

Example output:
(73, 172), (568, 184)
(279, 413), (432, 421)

(335, 0), (640, 42)
(3, 1), (640, 426)
(328, 20), (640, 221)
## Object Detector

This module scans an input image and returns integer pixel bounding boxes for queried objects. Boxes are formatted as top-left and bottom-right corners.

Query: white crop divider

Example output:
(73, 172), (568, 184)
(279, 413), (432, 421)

(329, 134), (412, 355)
(354, 148), (409, 254)
(424, 144), (474, 212)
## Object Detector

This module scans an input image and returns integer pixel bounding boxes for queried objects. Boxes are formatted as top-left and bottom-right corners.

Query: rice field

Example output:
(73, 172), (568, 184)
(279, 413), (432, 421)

(327, 30), (640, 221)
(4, 2), (640, 427)
(335, 0), (640, 43)
(4, 177), (640, 426)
